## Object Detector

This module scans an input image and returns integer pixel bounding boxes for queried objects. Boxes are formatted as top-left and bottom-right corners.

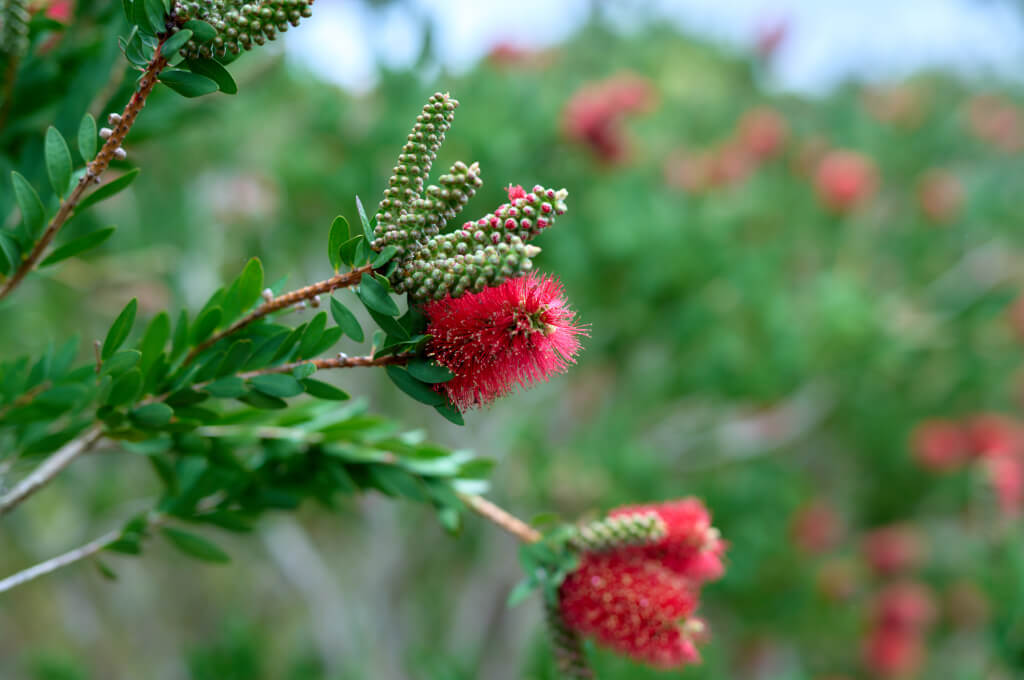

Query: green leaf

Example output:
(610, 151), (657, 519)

(407, 359), (454, 383)
(216, 339), (252, 376)
(185, 58), (237, 95)
(371, 245), (398, 269)
(106, 368), (143, 406)
(367, 308), (408, 340)
(40, 227), (115, 267)
(77, 168), (139, 212)
(507, 576), (538, 607)
(385, 365), (445, 406)
(94, 559), (118, 581)
(161, 527), (230, 563)
(170, 310), (189, 361)
(78, 113), (97, 161)
(357, 276), (400, 316)
(296, 312), (326, 358)
(0, 233), (21, 275)
(45, 127), (73, 196)
(140, 0), (165, 33)
(330, 296), (364, 341)
(131, 402), (173, 427)
(355, 195), (374, 241)
(183, 19), (216, 42)
(308, 326), (342, 356)
(292, 362), (316, 379)
(369, 466), (428, 502)
(138, 311), (170, 372)
(301, 378), (349, 401)
(102, 349), (141, 376)
(238, 391), (287, 410)
(338, 236), (362, 267)
(160, 28), (192, 57)
(102, 298), (137, 360)
(236, 257), (263, 313)
(190, 306), (222, 345)
(37, 384), (90, 406)
(433, 402), (464, 426)
(12, 172), (45, 237)
(249, 373), (303, 398)
(159, 70), (218, 98)
(327, 215), (349, 272)
(204, 376), (245, 398)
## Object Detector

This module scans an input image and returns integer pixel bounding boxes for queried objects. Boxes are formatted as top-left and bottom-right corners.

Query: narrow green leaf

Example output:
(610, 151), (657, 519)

(184, 57), (237, 94)
(216, 339), (252, 376)
(330, 296), (364, 341)
(328, 215), (349, 272)
(371, 245), (398, 269)
(37, 384), (90, 406)
(238, 391), (287, 409)
(433, 402), (465, 426)
(102, 298), (137, 360)
(357, 276), (400, 316)
(236, 257), (263, 313)
(159, 70), (218, 98)
(338, 235), (362, 266)
(138, 312), (171, 373)
(367, 308), (408, 340)
(77, 168), (139, 212)
(385, 365), (445, 406)
(292, 363), (316, 380)
(94, 559), (118, 581)
(0, 233), (20, 275)
(355, 195), (374, 241)
(301, 378), (349, 401)
(160, 28), (192, 57)
(40, 227), (115, 267)
(183, 19), (216, 42)
(249, 373), (303, 398)
(296, 312), (326, 358)
(407, 359), (454, 383)
(131, 402), (173, 427)
(308, 326), (342, 356)
(44, 127), (73, 196)
(11, 172), (45, 237)
(102, 349), (141, 376)
(141, 0), (165, 34)
(170, 310), (189, 361)
(78, 113), (97, 161)
(204, 376), (245, 398)
(190, 306), (222, 345)
(106, 368), (143, 406)
(161, 527), (230, 563)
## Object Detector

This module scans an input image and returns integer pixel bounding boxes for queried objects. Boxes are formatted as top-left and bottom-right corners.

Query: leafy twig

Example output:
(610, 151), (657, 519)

(0, 38), (169, 301)
(459, 492), (541, 543)
(185, 264), (374, 364)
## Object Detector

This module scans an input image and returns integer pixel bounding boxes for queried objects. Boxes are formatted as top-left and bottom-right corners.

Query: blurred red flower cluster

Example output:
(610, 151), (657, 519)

(562, 73), (656, 164)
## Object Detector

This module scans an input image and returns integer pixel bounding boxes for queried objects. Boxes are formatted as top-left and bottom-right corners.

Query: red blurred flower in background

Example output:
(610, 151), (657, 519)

(791, 500), (844, 554)
(862, 525), (926, 577)
(737, 107), (789, 160)
(424, 272), (585, 410)
(562, 74), (656, 164)
(910, 419), (969, 472)
(916, 169), (964, 224)
(814, 150), (879, 213)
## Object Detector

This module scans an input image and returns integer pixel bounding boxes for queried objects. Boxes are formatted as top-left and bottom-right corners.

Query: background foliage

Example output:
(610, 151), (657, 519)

(3, 2), (1024, 679)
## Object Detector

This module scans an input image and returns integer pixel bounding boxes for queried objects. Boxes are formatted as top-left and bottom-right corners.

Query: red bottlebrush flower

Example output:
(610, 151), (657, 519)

(754, 19), (788, 60)
(862, 525), (926, 577)
(984, 454), (1024, 517)
(506, 184), (528, 202)
(917, 169), (964, 224)
(965, 413), (1021, 459)
(814, 150), (879, 213)
(910, 419), (969, 472)
(559, 552), (703, 669)
(609, 498), (726, 585)
(862, 85), (925, 128)
(562, 74), (655, 163)
(862, 627), (925, 678)
(707, 142), (755, 189)
(791, 500), (843, 554)
(966, 94), (1024, 153)
(871, 582), (936, 631)
(423, 273), (585, 410)
(737, 107), (789, 160)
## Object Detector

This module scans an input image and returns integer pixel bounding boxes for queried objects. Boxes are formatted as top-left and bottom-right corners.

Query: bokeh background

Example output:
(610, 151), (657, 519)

(5, 0), (1024, 678)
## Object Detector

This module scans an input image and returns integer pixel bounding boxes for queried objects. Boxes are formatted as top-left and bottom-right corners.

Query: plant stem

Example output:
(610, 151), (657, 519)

(184, 264), (374, 364)
(233, 353), (412, 380)
(0, 424), (104, 517)
(0, 527), (120, 594)
(458, 492), (541, 543)
(0, 41), (169, 302)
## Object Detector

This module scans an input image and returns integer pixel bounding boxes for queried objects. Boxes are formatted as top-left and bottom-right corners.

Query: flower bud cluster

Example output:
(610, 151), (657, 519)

(171, 0), (314, 61)
(568, 512), (667, 553)
(373, 93), (458, 253)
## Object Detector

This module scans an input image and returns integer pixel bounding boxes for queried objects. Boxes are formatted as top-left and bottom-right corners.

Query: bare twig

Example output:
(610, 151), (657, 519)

(0, 40), (169, 301)
(459, 492), (541, 544)
(184, 265), (374, 364)
(0, 527), (120, 594)
(233, 353), (412, 380)
(0, 424), (104, 517)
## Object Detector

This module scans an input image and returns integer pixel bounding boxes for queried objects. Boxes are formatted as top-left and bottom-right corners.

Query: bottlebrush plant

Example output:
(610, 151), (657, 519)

(0, 2), (723, 677)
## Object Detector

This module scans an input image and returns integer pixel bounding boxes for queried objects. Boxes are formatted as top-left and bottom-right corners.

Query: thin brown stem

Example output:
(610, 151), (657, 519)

(234, 353), (412, 380)
(459, 492), (541, 544)
(0, 41), (169, 302)
(184, 265), (374, 364)
(0, 424), (104, 517)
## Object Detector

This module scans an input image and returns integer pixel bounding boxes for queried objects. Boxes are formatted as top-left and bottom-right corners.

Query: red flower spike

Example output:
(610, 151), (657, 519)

(862, 524), (926, 577)
(910, 419), (969, 472)
(609, 498), (727, 585)
(423, 273), (586, 410)
(507, 184), (527, 201)
(558, 553), (702, 669)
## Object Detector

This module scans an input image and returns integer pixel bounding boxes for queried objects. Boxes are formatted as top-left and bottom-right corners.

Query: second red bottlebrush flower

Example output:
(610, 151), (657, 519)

(423, 272), (586, 410)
